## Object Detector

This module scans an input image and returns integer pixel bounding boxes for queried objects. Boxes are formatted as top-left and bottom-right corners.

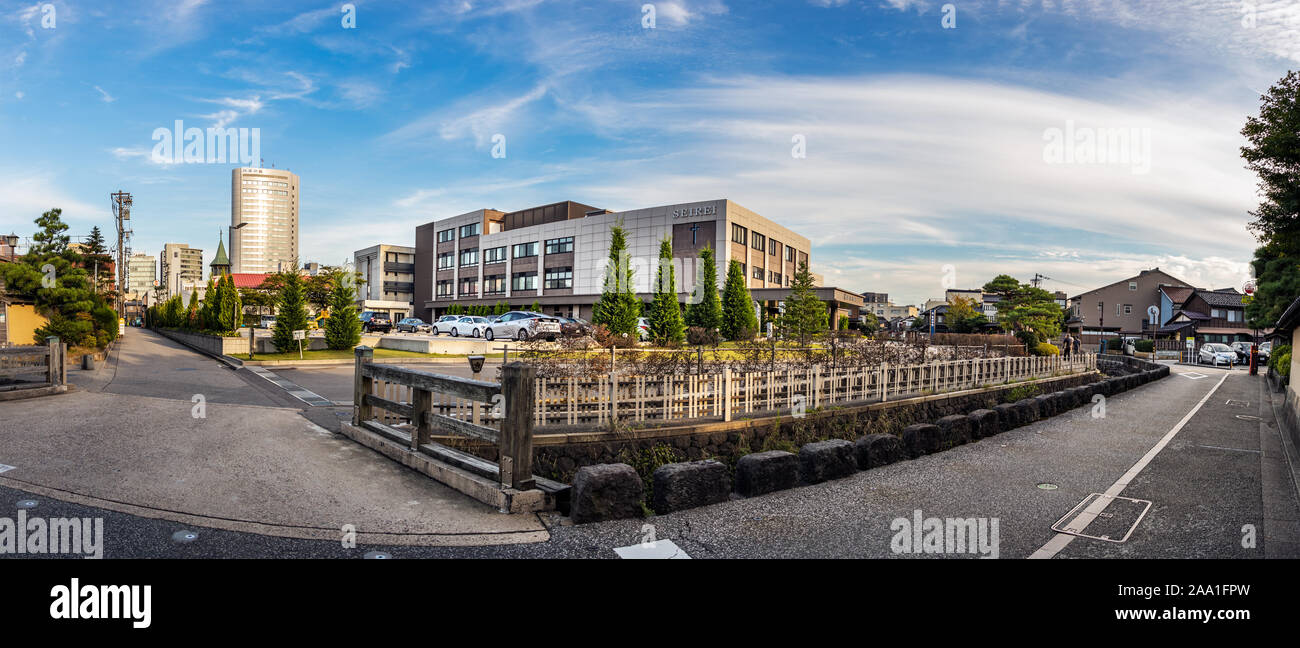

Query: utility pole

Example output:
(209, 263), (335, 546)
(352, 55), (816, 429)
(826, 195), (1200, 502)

(1031, 273), (1052, 289)
(110, 191), (133, 319)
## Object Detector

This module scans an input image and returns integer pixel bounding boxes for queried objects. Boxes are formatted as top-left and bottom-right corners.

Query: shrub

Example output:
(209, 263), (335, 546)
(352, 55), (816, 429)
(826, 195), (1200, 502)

(1034, 342), (1060, 356)
(1134, 339), (1154, 353)
(1272, 344), (1291, 377)
(1005, 383), (1041, 402)
(685, 326), (721, 347)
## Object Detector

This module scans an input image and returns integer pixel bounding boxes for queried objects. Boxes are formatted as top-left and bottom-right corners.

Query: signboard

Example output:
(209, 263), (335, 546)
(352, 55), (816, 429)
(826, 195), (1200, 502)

(292, 330), (307, 340)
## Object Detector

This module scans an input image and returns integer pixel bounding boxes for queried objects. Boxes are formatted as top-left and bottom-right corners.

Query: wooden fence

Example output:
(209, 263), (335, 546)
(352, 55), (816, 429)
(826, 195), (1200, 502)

(0, 336), (66, 393)
(352, 346), (537, 490)
(532, 353), (1096, 427)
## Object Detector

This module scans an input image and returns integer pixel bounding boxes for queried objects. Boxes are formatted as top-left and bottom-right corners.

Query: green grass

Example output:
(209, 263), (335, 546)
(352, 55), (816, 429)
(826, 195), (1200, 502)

(241, 348), (505, 361)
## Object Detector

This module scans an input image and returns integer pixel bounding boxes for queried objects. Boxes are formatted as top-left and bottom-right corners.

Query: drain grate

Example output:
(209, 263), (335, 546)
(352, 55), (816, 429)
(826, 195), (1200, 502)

(1051, 493), (1152, 543)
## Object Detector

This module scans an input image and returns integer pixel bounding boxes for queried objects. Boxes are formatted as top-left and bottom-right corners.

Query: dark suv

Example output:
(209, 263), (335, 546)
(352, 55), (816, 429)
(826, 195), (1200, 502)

(359, 311), (392, 333)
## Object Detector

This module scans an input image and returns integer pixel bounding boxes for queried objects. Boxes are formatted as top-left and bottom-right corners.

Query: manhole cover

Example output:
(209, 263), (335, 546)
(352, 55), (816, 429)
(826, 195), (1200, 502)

(171, 530), (199, 544)
(16, 499), (37, 509)
(1051, 493), (1152, 543)
(363, 551), (392, 560)
(1037, 483), (1059, 490)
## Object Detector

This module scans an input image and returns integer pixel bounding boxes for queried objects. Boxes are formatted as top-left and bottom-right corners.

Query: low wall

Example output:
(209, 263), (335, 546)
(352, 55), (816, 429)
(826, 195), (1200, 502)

(463, 372), (1101, 484)
(155, 328), (248, 356)
(377, 336), (496, 354)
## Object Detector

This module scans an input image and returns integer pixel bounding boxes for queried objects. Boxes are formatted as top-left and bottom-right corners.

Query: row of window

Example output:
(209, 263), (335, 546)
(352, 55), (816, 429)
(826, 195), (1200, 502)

(437, 268), (574, 296)
(732, 223), (797, 261)
(739, 263), (793, 286)
(437, 237), (576, 269)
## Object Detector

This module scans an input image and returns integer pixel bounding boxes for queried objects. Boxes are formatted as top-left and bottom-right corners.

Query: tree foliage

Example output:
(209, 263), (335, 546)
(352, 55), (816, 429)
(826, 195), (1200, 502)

(684, 245), (721, 332)
(647, 236), (686, 344)
(271, 271), (309, 352)
(775, 261), (826, 345)
(982, 274), (1062, 345)
(720, 259), (758, 341)
(591, 221), (641, 336)
(324, 272), (362, 350)
(1241, 72), (1300, 327)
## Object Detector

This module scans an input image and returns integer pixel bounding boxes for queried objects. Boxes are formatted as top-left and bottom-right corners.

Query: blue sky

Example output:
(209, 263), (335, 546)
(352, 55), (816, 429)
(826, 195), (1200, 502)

(1, 0), (1295, 304)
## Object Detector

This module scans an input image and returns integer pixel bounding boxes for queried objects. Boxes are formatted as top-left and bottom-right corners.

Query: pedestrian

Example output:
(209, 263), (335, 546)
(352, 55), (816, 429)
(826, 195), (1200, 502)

(1072, 335), (1081, 356)
(1061, 335), (1071, 358)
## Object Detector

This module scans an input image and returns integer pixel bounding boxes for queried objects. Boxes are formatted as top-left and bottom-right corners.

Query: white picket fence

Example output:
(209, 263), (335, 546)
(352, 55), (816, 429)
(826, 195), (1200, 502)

(533, 353), (1096, 427)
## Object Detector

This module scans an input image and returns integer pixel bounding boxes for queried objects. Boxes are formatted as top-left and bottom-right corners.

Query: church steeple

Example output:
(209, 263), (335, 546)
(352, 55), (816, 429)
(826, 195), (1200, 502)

(210, 230), (231, 277)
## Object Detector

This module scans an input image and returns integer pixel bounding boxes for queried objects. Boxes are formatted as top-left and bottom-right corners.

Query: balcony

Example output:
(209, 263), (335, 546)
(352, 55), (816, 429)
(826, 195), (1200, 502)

(383, 281), (415, 293)
(384, 262), (414, 274)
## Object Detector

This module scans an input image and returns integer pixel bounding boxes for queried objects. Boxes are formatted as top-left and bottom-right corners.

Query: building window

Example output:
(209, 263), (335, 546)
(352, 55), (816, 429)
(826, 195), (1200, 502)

(740, 263), (747, 277)
(769, 239), (779, 256)
(483, 275), (505, 295)
(1124, 304), (1132, 314)
(1128, 282), (1137, 291)
(731, 224), (747, 246)
(459, 248), (478, 266)
(436, 280), (453, 298)
(483, 246), (507, 264)
(437, 229), (455, 243)
(771, 271), (782, 285)
(545, 237), (574, 255)
(459, 222), (481, 238)
(798, 252), (808, 267)
(437, 252), (454, 270)
(785, 246), (795, 262)
(751, 232), (766, 251)
(544, 267), (573, 289)
(513, 242), (538, 259)
(459, 277), (478, 296)
(752, 266), (764, 280)
(512, 271), (537, 291)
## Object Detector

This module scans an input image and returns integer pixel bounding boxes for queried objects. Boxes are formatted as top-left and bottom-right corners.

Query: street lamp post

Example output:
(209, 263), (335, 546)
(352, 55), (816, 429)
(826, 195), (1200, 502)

(231, 222), (251, 359)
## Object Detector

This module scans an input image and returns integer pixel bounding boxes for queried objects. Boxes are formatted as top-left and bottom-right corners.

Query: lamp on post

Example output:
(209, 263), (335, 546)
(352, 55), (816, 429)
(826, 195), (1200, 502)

(2, 233), (17, 261)
(231, 222), (250, 358)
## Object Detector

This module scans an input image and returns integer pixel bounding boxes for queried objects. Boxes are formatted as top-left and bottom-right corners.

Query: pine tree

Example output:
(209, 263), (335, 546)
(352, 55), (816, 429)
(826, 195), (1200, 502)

(217, 274), (243, 332)
(529, 300), (541, 314)
(592, 222), (641, 335)
(324, 272), (362, 350)
(272, 272), (309, 352)
(684, 245), (721, 332)
(198, 278), (216, 330)
(776, 261), (827, 345)
(647, 236), (685, 344)
(30, 208), (70, 255)
(720, 259), (758, 340)
(186, 290), (199, 329)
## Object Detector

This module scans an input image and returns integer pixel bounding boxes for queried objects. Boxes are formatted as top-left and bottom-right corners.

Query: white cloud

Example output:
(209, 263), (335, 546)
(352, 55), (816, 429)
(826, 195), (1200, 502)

(93, 85), (114, 103)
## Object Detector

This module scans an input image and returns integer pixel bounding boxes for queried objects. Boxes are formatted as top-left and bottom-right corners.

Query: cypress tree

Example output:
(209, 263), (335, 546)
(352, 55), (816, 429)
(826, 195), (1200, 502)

(720, 259), (758, 340)
(592, 221), (640, 335)
(776, 261), (828, 346)
(647, 236), (685, 344)
(684, 245), (721, 332)
(324, 272), (362, 350)
(272, 272), (309, 352)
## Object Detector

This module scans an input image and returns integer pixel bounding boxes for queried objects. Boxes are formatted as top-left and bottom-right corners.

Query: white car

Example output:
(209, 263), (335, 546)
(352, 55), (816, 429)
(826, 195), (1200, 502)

(1198, 343), (1236, 366)
(431, 315), (462, 336)
(447, 316), (492, 338)
(483, 311), (562, 342)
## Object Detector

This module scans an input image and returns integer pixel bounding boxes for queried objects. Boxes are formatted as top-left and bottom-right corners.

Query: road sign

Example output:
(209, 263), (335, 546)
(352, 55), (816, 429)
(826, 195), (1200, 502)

(292, 330), (306, 340)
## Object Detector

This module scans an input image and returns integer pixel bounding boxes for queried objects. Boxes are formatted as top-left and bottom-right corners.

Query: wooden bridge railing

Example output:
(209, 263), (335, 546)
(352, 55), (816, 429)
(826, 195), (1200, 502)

(352, 346), (537, 490)
(0, 336), (65, 391)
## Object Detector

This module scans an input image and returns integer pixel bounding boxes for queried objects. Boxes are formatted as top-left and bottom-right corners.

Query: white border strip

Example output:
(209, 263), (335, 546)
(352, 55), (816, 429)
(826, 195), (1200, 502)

(1028, 371), (1229, 559)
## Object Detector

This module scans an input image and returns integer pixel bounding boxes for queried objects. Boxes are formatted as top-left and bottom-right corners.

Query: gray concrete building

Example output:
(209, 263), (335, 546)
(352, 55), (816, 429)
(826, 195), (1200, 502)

(354, 244), (416, 320)
(231, 167), (300, 273)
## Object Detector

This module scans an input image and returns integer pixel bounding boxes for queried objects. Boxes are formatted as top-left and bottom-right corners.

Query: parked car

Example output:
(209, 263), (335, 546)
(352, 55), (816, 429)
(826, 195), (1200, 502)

(259, 315), (277, 329)
(559, 317), (592, 338)
(359, 311), (392, 333)
(636, 317), (651, 341)
(453, 316), (493, 338)
(482, 311), (562, 342)
(1229, 341), (1254, 362)
(396, 317), (432, 333)
(1259, 341), (1272, 362)
(1198, 343), (1236, 366)
(431, 315), (463, 336)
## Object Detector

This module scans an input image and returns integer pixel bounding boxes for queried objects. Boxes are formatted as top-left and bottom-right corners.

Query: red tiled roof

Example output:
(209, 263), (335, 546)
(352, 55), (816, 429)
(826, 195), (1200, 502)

(230, 273), (272, 289)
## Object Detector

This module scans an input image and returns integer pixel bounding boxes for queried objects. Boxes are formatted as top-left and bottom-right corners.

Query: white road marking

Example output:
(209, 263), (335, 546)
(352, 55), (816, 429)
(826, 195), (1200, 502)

(1029, 371), (1229, 559)
(0, 464), (15, 474)
(614, 539), (692, 559)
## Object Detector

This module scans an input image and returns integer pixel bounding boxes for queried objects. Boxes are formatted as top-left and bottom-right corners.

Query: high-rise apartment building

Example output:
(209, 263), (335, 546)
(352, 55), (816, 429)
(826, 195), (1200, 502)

(160, 243), (203, 299)
(230, 167), (300, 273)
(126, 253), (157, 300)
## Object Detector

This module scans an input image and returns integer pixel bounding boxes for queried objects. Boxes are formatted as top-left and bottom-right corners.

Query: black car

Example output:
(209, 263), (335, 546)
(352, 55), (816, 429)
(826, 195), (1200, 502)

(359, 311), (392, 333)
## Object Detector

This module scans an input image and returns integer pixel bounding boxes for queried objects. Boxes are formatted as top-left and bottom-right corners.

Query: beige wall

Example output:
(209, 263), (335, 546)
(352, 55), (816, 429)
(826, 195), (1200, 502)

(5, 304), (48, 345)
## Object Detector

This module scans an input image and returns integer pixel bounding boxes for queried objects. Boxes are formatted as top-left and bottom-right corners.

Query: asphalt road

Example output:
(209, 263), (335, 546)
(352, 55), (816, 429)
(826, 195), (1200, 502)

(3, 332), (1297, 559)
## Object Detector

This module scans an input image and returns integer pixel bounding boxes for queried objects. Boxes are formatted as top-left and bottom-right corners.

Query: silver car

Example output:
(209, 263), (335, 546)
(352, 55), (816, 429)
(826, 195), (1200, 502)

(447, 315), (491, 337)
(431, 315), (462, 336)
(483, 311), (562, 342)
(1198, 343), (1236, 366)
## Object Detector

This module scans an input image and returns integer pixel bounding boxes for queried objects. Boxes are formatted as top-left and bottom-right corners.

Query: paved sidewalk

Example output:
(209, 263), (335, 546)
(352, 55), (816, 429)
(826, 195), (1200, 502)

(0, 329), (547, 546)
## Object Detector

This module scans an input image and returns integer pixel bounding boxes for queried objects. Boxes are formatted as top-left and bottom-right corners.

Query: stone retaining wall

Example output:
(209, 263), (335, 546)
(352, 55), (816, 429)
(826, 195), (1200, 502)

(569, 364), (1171, 522)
